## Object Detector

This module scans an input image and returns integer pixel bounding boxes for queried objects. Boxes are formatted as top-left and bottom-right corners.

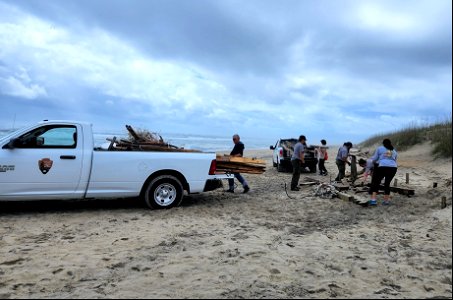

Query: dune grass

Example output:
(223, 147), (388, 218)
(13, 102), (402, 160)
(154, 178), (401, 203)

(360, 115), (452, 158)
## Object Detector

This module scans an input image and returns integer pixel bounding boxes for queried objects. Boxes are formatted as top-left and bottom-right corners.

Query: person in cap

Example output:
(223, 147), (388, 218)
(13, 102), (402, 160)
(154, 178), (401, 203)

(226, 134), (250, 193)
(290, 135), (307, 191)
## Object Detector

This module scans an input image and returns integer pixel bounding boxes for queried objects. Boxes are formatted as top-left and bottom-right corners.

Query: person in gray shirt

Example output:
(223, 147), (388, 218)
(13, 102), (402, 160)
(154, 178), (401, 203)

(290, 135), (307, 191)
(335, 142), (353, 182)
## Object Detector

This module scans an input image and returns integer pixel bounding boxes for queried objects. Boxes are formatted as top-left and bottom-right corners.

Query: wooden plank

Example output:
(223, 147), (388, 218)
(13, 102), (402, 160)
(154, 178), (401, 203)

(350, 155), (358, 182)
(299, 182), (318, 186)
(216, 161), (266, 168)
(216, 165), (266, 171)
(216, 155), (265, 165)
(337, 192), (354, 202)
(378, 185), (415, 196)
(303, 177), (323, 183)
(333, 184), (350, 191)
(216, 169), (264, 174)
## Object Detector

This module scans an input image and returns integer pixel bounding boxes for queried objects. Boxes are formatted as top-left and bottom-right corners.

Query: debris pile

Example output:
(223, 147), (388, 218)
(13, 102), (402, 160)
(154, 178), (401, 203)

(215, 155), (266, 174)
(301, 174), (415, 206)
(108, 125), (201, 152)
(314, 183), (338, 198)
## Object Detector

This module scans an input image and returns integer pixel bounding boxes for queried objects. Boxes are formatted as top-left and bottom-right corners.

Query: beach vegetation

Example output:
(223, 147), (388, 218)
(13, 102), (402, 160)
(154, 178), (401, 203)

(360, 115), (452, 158)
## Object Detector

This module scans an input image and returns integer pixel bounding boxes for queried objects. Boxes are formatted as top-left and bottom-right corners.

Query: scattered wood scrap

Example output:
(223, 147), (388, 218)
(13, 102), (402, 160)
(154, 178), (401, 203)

(302, 173), (416, 206)
(337, 192), (354, 202)
(382, 185), (415, 196)
(216, 155), (266, 174)
(108, 125), (201, 152)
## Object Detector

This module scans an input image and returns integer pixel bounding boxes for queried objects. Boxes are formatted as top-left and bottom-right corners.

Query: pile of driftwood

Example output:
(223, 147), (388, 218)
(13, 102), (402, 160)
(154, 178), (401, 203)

(107, 125), (201, 152)
(301, 175), (415, 206)
(215, 155), (266, 174)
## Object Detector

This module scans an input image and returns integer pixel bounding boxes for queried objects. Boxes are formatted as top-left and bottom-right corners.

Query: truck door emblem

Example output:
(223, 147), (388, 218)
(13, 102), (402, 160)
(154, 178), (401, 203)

(38, 158), (53, 174)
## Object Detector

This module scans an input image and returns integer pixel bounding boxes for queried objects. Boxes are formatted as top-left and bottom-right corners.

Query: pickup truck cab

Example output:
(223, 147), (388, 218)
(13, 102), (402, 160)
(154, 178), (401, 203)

(0, 120), (230, 209)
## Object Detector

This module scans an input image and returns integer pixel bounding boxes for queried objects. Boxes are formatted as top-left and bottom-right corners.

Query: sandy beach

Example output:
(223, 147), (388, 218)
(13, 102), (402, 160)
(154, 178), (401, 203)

(0, 143), (451, 299)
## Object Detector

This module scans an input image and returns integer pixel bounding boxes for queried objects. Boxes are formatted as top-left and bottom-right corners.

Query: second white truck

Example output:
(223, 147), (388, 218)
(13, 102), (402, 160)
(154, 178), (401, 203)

(0, 120), (231, 209)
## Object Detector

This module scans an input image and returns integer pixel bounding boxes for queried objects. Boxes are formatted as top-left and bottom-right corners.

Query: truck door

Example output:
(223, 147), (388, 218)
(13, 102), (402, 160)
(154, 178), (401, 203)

(0, 124), (84, 200)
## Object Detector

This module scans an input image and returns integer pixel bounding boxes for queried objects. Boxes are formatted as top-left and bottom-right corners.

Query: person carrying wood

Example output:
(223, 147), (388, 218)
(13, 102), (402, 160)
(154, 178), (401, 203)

(227, 134), (250, 193)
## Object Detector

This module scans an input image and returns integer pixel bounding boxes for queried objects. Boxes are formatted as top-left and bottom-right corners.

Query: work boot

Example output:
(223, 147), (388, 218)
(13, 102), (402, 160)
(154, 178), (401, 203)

(243, 186), (250, 193)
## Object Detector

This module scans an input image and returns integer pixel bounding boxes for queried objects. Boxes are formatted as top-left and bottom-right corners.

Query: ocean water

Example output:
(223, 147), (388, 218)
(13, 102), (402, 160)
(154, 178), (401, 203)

(0, 129), (269, 153)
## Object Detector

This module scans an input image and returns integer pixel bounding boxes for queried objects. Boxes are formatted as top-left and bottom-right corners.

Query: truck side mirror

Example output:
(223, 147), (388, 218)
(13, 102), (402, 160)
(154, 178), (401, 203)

(270, 146), (275, 150)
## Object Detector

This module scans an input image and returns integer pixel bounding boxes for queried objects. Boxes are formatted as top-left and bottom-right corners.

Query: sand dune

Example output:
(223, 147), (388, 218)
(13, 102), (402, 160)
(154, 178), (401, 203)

(0, 143), (451, 298)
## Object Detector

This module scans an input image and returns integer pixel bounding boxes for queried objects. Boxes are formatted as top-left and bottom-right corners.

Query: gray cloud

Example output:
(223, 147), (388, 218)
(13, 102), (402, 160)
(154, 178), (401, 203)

(0, 0), (451, 144)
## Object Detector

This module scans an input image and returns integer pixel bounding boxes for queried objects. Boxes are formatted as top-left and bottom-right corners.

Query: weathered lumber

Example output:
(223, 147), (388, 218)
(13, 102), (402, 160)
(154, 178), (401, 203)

(379, 185), (415, 196)
(125, 125), (142, 141)
(333, 184), (350, 191)
(216, 164), (265, 172)
(215, 155), (266, 174)
(299, 182), (318, 186)
(303, 177), (323, 184)
(337, 192), (354, 202)
(350, 155), (358, 182)
(216, 155), (265, 165)
(216, 165), (265, 172)
(216, 169), (264, 175)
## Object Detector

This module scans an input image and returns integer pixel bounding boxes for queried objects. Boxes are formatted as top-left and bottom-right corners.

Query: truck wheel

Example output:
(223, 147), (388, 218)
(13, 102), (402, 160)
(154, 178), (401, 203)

(144, 175), (183, 209)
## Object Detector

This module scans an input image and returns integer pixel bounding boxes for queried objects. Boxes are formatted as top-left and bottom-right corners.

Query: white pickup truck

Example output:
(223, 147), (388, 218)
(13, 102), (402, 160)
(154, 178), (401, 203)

(0, 120), (230, 209)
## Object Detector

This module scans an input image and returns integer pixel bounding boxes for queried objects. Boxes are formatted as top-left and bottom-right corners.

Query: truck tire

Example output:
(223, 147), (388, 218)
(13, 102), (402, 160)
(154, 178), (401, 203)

(144, 175), (184, 209)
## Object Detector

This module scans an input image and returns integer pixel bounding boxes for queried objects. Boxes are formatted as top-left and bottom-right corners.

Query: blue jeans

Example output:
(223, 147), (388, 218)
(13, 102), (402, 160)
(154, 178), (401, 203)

(228, 173), (248, 190)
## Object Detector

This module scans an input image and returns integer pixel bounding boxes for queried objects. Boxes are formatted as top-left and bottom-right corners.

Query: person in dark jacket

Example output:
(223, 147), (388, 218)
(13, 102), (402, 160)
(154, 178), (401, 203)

(227, 134), (250, 193)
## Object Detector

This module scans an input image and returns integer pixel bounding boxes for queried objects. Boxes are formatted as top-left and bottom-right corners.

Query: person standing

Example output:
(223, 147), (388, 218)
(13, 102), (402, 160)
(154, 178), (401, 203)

(317, 139), (328, 176)
(290, 135), (307, 191)
(369, 139), (398, 206)
(335, 142), (353, 182)
(227, 134), (250, 193)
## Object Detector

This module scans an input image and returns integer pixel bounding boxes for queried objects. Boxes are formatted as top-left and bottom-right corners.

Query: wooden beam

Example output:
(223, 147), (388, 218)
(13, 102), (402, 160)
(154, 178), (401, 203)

(379, 185), (415, 196)
(216, 155), (266, 165)
(333, 184), (350, 191)
(337, 192), (354, 202)
(303, 177), (323, 183)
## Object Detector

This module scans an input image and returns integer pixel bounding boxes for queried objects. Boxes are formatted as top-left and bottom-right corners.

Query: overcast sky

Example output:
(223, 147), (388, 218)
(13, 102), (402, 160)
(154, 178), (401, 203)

(0, 0), (451, 145)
